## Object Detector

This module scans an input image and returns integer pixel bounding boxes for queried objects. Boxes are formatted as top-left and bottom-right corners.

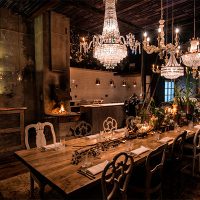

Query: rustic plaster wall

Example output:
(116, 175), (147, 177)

(0, 8), (35, 124)
(70, 67), (150, 104)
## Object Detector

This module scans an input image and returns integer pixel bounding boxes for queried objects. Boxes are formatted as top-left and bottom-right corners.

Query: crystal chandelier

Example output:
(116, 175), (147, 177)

(80, 0), (140, 69)
(161, 51), (184, 79)
(143, 0), (180, 61)
(181, 0), (200, 70)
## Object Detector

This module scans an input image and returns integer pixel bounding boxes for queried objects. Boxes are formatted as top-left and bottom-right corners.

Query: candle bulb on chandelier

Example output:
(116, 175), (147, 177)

(143, 32), (147, 43)
(175, 28), (180, 46)
(147, 37), (150, 46)
(158, 28), (161, 46)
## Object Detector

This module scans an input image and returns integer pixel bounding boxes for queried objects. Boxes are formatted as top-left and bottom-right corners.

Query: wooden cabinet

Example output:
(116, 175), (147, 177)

(0, 107), (26, 153)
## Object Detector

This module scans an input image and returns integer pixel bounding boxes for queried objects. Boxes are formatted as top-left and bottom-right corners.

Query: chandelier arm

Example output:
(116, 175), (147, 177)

(88, 41), (93, 50)
(120, 35), (126, 45)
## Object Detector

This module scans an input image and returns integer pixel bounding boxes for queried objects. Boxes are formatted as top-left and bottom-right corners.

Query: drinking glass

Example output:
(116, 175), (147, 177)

(59, 136), (66, 150)
(174, 123), (180, 133)
(188, 121), (194, 129)
(154, 132), (160, 141)
(82, 152), (92, 168)
(126, 140), (133, 152)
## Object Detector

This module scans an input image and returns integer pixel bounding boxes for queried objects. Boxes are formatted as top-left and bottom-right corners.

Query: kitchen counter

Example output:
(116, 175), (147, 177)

(81, 103), (124, 107)
(80, 103), (125, 133)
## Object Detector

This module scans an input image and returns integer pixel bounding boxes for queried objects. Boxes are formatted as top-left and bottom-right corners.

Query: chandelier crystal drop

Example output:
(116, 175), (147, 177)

(80, 0), (140, 69)
(161, 51), (184, 79)
(181, 38), (200, 68)
(181, 0), (200, 70)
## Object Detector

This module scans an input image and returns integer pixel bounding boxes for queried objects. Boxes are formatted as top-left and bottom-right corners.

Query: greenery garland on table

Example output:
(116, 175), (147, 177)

(71, 138), (123, 165)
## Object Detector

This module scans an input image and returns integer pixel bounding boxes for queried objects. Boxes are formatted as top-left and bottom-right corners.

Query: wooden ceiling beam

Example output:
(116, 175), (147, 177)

(29, 0), (60, 19)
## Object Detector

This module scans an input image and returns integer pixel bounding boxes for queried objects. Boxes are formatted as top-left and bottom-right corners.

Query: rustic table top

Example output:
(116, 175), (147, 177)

(14, 126), (198, 197)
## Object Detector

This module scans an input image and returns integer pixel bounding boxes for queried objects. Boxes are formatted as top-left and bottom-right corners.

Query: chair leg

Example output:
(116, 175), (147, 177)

(39, 184), (45, 200)
(199, 156), (200, 173)
(30, 174), (35, 198)
(192, 157), (195, 176)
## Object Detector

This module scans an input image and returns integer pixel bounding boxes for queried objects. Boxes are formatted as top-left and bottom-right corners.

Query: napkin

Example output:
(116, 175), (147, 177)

(41, 143), (63, 151)
(86, 134), (99, 139)
(114, 128), (126, 133)
(86, 160), (109, 175)
(159, 137), (173, 143)
(131, 146), (150, 155)
(194, 125), (200, 129)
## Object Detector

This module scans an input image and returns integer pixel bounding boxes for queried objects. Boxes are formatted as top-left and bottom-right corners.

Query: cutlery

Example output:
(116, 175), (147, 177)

(77, 169), (95, 180)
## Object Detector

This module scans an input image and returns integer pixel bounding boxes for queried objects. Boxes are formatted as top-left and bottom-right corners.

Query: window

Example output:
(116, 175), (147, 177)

(164, 80), (174, 102)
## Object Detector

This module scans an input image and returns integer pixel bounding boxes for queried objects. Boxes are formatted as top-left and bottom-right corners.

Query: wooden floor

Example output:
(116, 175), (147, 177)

(0, 154), (28, 181)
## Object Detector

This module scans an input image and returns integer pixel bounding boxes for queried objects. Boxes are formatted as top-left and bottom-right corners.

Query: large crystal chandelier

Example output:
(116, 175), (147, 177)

(181, 0), (200, 70)
(80, 0), (140, 69)
(161, 51), (184, 79)
(143, 0), (180, 62)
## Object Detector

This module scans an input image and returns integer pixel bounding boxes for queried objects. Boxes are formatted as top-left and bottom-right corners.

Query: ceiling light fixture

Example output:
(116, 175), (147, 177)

(109, 79), (114, 86)
(80, 0), (141, 69)
(160, 0), (184, 79)
(181, 0), (200, 73)
(143, 0), (180, 62)
(95, 78), (101, 86)
(122, 80), (127, 87)
(161, 51), (184, 79)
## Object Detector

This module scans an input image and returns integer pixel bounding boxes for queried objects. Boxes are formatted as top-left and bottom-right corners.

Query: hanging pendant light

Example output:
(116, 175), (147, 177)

(160, 0), (184, 80)
(181, 0), (200, 69)
(80, 0), (140, 69)
(161, 51), (184, 79)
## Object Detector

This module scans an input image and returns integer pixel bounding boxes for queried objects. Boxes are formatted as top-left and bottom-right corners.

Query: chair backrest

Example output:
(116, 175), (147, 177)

(145, 144), (167, 192)
(103, 117), (118, 132)
(25, 122), (56, 149)
(101, 152), (134, 200)
(193, 129), (200, 153)
(171, 130), (187, 161)
(71, 121), (92, 137)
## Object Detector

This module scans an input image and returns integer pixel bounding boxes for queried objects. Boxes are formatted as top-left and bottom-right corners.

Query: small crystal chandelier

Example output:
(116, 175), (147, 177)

(80, 0), (141, 69)
(161, 51), (184, 79)
(143, 0), (180, 61)
(181, 0), (200, 70)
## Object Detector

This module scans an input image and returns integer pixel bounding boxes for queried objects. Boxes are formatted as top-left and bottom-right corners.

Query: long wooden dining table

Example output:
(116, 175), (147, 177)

(14, 126), (198, 199)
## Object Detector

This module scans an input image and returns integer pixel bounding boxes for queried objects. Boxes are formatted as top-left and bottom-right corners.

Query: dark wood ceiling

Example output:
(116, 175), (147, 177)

(0, 0), (200, 36)
(0, 0), (200, 42)
(1, 0), (200, 42)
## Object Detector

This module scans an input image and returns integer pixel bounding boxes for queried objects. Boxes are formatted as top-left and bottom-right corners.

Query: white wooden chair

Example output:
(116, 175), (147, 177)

(70, 121), (92, 137)
(103, 117), (118, 132)
(25, 122), (56, 198)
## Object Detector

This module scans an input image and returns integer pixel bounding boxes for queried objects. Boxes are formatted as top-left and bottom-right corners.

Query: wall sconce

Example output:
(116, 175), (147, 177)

(95, 78), (100, 86)
(109, 79), (114, 87)
(133, 81), (137, 87)
(16, 71), (23, 82)
(122, 80), (127, 87)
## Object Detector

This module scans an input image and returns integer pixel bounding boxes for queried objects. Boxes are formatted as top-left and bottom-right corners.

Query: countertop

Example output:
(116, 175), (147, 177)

(81, 103), (124, 108)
